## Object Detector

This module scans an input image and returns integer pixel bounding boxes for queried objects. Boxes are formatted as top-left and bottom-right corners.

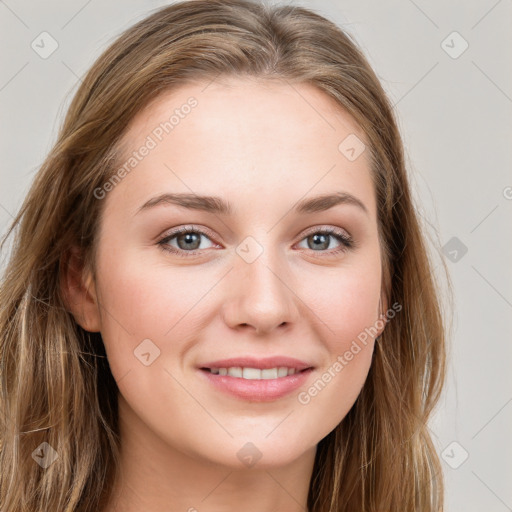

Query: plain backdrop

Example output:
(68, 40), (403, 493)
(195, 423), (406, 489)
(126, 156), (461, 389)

(1, 1), (511, 510)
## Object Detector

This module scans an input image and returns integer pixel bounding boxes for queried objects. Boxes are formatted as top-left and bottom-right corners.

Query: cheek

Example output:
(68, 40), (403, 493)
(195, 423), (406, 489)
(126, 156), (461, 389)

(296, 255), (381, 399)
(93, 249), (205, 377)
(295, 267), (379, 435)
(302, 260), (382, 345)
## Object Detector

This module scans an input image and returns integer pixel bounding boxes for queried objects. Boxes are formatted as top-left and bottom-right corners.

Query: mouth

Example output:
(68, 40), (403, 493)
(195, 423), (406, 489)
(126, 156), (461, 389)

(196, 356), (315, 401)
(199, 366), (313, 380)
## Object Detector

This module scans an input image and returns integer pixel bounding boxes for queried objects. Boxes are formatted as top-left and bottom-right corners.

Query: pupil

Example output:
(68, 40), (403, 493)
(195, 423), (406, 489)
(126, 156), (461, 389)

(179, 232), (200, 250)
(311, 233), (328, 250)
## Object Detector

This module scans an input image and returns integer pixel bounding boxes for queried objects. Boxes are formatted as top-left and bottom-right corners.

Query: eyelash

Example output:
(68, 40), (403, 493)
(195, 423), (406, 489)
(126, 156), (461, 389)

(157, 225), (355, 258)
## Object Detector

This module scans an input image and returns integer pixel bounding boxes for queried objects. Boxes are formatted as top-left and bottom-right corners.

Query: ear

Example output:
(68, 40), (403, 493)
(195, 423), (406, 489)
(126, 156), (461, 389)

(60, 246), (101, 332)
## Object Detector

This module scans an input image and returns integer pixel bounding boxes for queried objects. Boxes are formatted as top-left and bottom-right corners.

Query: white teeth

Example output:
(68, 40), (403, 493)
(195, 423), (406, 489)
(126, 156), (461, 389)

(227, 367), (242, 378)
(261, 368), (278, 379)
(243, 367), (261, 379)
(207, 366), (302, 379)
(277, 366), (289, 377)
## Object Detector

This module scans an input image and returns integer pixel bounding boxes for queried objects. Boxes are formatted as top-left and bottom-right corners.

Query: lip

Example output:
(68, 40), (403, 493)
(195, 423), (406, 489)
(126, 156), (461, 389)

(198, 356), (314, 371)
(197, 356), (315, 402)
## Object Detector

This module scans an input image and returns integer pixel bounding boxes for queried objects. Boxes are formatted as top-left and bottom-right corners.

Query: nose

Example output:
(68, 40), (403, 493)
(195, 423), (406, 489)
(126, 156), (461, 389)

(221, 252), (300, 336)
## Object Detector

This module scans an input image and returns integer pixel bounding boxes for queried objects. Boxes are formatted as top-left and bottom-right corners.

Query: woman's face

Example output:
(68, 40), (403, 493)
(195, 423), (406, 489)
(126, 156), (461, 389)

(80, 77), (386, 468)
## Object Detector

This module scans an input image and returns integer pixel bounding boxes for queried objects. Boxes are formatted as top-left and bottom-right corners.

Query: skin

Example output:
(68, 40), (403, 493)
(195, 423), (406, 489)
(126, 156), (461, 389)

(63, 76), (387, 512)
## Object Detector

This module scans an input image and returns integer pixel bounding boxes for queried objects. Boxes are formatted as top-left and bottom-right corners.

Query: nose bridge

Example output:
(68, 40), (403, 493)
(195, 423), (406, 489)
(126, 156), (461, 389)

(223, 233), (299, 333)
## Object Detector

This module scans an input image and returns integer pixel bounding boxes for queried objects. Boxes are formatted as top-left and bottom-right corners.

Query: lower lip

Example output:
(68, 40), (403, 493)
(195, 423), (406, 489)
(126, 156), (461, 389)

(198, 368), (314, 402)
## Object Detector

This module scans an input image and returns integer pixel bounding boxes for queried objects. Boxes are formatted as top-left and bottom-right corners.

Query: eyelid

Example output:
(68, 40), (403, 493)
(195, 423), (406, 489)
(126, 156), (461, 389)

(159, 224), (218, 241)
(300, 224), (351, 239)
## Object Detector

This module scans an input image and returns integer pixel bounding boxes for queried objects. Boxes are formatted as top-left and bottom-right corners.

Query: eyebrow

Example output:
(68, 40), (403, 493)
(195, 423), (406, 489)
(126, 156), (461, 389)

(136, 191), (368, 216)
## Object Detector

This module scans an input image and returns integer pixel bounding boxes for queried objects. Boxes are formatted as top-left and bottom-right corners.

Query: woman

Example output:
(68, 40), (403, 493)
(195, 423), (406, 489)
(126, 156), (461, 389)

(0, 1), (449, 510)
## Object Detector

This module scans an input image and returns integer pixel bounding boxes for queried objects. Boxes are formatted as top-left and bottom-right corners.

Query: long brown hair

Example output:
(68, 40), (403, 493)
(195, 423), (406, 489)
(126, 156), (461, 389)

(0, 1), (450, 510)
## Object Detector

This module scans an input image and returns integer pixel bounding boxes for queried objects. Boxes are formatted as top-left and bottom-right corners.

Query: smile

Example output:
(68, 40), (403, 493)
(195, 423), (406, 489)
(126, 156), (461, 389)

(202, 366), (308, 379)
(198, 367), (314, 401)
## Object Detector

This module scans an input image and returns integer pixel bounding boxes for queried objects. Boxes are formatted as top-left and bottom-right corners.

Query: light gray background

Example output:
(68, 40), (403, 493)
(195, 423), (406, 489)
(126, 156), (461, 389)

(1, 1), (511, 510)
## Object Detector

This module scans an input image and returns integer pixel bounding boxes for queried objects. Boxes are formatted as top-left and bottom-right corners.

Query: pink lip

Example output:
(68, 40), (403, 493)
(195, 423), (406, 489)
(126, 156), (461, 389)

(198, 356), (314, 371)
(197, 356), (315, 402)
(198, 367), (314, 402)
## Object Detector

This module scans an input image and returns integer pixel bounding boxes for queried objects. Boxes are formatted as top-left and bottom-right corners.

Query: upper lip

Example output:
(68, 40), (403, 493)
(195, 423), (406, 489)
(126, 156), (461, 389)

(198, 356), (314, 371)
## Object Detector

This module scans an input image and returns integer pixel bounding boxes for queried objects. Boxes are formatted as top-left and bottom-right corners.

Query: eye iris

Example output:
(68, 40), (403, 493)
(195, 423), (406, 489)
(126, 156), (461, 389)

(177, 232), (201, 250)
(309, 233), (329, 250)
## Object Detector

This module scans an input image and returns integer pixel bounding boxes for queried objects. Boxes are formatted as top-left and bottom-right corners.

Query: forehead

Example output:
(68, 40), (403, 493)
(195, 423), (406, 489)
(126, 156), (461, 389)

(121, 76), (367, 154)
(108, 77), (375, 218)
